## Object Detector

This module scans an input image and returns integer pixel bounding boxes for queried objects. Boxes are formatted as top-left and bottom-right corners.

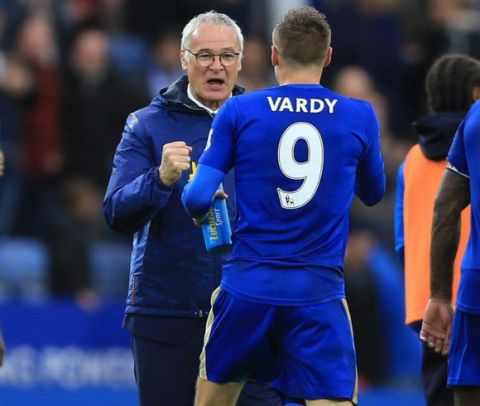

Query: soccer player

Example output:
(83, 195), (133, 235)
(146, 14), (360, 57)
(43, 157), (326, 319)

(395, 54), (480, 406)
(182, 6), (386, 406)
(420, 99), (480, 406)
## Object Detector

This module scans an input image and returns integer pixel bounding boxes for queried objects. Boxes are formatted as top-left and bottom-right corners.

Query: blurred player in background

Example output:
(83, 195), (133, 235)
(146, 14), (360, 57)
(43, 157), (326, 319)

(183, 6), (385, 405)
(103, 10), (281, 406)
(395, 54), (480, 406)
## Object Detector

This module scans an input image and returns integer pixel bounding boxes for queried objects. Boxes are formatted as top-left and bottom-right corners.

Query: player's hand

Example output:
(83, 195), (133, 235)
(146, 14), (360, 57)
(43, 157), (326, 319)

(420, 297), (453, 355)
(0, 150), (4, 177)
(192, 190), (229, 227)
(159, 141), (192, 186)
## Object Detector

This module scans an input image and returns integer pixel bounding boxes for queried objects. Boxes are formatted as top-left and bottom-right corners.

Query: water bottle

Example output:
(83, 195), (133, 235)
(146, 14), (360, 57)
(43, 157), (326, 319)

(201, 185), (232, 254)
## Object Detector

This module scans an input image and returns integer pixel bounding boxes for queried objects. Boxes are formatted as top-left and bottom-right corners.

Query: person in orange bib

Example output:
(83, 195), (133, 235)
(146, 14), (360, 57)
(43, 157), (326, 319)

(395, 54), (480, 406)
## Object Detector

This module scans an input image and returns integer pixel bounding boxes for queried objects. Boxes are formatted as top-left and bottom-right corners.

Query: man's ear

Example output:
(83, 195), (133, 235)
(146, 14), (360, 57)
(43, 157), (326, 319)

(323, 47), (332, 68)
(472, 86), (480, 101)
(271, 45), (279, 67)
(180, 50), (188, 70)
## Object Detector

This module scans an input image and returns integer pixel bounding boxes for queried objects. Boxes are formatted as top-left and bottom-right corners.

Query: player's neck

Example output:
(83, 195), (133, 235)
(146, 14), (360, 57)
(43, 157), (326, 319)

(276, 66), (323, 86)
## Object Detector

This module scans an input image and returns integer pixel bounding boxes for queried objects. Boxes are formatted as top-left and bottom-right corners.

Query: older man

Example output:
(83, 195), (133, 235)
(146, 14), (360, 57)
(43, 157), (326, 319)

(103, 10), (281, 406)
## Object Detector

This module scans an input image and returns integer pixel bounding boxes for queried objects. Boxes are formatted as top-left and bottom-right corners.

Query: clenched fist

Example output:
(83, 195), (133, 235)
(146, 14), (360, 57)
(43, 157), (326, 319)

(159, 141), (192, 186)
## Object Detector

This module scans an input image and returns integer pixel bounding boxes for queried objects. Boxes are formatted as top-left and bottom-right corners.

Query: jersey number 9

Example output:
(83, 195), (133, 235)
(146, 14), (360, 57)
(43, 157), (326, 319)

(277, 122), (324, 209)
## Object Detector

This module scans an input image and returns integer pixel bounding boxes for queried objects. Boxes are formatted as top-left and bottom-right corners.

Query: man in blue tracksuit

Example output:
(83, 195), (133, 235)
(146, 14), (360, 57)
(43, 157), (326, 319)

(103, 10), (281, 406)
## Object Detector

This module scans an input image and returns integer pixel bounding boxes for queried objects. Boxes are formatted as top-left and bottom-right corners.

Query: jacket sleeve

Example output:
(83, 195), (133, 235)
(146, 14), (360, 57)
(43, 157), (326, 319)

(103, 113), (173, 234)
(394, 160), (405, 265)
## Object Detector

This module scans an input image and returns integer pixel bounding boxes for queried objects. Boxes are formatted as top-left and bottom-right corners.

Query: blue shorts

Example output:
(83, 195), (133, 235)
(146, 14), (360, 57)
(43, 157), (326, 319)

(448, 309), (480, 387)
(200, 288), (358, 402)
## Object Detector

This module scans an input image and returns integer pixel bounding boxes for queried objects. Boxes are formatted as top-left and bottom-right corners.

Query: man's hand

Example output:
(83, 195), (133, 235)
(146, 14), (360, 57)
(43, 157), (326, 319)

(0, 150), (4, 177)
(159, 142), (192, 186)
(420, 297), (454, 355)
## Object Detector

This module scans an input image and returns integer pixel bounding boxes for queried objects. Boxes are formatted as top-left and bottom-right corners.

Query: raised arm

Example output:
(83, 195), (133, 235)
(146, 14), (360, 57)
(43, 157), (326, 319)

(103, 113), (191, 234)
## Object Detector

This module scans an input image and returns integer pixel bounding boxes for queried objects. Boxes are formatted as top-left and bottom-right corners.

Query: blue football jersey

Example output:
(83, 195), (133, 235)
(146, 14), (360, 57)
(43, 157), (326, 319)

(447, 100), (480, 314)
(184, 84), (385, 305)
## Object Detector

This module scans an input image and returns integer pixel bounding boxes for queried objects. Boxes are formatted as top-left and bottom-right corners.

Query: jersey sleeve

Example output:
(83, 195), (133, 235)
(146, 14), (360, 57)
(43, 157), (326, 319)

(182, 164), (225, 218)
(447, 120), (469, 178)
(199, 98), (237, 173)
(355, 101), (386, 205)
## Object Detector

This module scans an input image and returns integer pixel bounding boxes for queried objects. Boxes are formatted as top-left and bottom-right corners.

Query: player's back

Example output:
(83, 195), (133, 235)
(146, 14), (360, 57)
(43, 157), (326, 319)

(224, 84), (383, 268)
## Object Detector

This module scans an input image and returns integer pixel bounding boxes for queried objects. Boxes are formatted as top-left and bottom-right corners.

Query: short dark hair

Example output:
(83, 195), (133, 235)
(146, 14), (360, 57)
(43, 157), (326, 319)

(273, 6), (331, 67)
(426, 53), (480, 113)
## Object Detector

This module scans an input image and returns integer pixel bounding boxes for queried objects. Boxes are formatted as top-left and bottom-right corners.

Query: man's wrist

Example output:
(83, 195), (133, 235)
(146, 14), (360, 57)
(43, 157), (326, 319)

(429, 294), (452, 303)
(155, 168), (174, 190)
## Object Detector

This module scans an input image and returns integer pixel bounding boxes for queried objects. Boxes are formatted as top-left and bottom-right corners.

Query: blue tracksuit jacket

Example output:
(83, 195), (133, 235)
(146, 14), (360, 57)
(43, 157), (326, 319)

(103, 76), (242, 318)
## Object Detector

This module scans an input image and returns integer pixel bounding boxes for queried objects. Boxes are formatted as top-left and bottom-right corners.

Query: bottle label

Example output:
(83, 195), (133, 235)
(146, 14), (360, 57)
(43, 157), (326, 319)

(206, 208), (219, 241)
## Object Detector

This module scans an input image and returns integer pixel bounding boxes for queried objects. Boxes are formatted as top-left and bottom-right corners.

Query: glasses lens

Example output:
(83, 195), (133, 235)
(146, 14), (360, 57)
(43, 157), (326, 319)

(220, 53), (237, 66)
(196, 53), (213, 66)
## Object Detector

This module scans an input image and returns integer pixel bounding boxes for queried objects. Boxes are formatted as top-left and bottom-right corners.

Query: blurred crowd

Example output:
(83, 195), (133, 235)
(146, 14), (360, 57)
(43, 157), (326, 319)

(0, 0), (480, 387)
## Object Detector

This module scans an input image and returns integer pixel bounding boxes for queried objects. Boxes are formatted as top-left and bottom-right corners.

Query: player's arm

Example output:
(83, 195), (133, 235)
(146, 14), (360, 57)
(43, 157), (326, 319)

(420, 168), (470, 354)
(355, 102), (386, 206)
(182, 164), (225, 219)
(182, 99), (236, 220)
(394, 161), (405, 265)
(431, 168), (470, 300)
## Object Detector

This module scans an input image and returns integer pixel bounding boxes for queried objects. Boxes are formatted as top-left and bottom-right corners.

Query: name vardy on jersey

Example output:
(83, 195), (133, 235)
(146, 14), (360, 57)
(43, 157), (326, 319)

(267, 96), (338, 113)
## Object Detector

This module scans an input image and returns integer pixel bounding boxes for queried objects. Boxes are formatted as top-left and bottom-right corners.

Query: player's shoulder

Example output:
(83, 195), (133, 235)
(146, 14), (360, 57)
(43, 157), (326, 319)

(326, 88), (374, 112)
(465, 99), (480, 124)
(462, 99), (480, 140)
(232, 87), (273, 103)
(469, 99), (480, 114)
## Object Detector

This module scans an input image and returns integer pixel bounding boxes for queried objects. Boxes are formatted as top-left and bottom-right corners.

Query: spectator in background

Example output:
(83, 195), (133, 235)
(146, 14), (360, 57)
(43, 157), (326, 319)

(11, 13), (63, 237)
(63, 27), (149, 190)
(322, 0), (409, 137)
(0, 52), (33, 234)
(237, 36), (275, 91)
(396, 54), (480, 406)
(343, 228), (385, 386)
(103, 10), (281, 406)
(145, 30), (183, 98)
(0, 149), (4, 176)
(46, 177), (105, 309)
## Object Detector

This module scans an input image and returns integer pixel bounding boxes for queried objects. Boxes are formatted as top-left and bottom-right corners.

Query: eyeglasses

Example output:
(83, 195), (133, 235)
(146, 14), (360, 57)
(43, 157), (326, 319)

(183, 48), (240, 67)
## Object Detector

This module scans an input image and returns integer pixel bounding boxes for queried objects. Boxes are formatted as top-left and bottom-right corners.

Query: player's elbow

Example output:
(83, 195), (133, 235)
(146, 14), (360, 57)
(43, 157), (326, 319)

(358, 176), (386, 206)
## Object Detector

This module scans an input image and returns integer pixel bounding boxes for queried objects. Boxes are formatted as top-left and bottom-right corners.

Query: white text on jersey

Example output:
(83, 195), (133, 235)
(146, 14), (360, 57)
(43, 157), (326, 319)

(267, 97), (338, 113)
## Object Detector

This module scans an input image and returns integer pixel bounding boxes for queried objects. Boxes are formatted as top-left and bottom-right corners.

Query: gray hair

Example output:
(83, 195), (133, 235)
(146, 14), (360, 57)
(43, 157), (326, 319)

(181, 10), (244, 54)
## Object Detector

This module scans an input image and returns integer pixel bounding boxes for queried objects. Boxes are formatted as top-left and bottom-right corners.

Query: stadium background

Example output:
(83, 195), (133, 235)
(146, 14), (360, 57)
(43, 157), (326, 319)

(0, 0), (479, 404)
